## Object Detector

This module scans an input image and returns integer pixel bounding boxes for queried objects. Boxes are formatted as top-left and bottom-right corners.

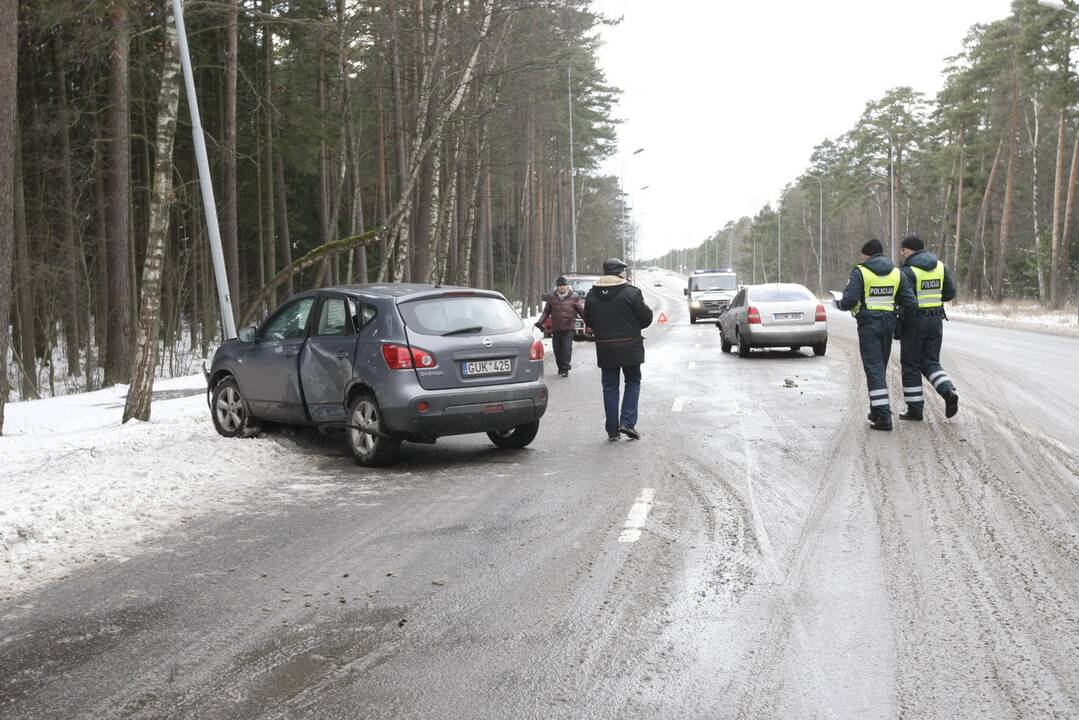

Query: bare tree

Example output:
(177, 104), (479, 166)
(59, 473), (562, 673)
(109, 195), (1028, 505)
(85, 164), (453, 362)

(105, 0), (133, 386)
(0, 0), (16, 434)
(223, 0), (240, 302)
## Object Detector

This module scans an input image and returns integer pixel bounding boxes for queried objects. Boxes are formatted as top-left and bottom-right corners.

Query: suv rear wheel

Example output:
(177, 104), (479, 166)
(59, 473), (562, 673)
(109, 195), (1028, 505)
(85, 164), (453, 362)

(211, 377), (260, 438)
(813, 341), (827, 356)
(347, 392), (400, 466)
(487, 420), (540, 449)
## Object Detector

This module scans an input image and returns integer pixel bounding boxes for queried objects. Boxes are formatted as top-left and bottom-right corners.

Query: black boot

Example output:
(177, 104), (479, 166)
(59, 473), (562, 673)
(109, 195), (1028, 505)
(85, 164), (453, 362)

(944, 391), (959, 418)
(869, 416), (893, 431)
(899, 409), (923, 421)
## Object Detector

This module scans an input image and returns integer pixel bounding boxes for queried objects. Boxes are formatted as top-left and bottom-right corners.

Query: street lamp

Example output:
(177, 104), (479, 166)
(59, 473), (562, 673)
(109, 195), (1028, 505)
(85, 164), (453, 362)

(620, 148), (645, 262)
(805, 173), (824, 296)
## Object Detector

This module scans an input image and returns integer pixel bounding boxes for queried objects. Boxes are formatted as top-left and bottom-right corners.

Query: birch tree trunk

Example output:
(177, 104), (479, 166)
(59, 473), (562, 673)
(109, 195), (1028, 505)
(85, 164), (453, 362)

(952, 129), (965, 279)
(105, 0), (132, 386)
(124, 6), (181, 423)
(992, 81), (1022, 302)
(968, 138), (1004, 297)
(0, 0), (15, 434)
(1027, 99), (1045, 303)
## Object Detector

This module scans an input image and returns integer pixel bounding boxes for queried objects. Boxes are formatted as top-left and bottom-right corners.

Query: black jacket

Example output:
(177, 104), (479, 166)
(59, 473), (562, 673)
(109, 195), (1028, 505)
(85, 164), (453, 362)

(583, 278), (653, 368)
(837, 253), (917, 322)
(901, 250), (957, 304)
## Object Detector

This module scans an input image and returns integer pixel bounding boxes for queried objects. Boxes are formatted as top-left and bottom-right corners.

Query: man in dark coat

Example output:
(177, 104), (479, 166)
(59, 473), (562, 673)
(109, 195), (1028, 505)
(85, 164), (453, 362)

(897, 235), (959, 420)
(583, 258), (653, 441)
(536, 276), (584, 377)
(836, 239), (918, 431)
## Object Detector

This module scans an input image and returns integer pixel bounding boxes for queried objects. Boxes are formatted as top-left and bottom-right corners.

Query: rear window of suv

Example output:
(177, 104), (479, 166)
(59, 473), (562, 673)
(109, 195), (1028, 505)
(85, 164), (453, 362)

(398, 295), (524, 336)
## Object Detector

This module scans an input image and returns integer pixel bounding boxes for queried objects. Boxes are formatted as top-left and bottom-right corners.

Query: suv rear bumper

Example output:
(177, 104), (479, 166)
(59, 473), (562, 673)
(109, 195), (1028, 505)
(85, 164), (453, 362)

(380, 378), (549, 438)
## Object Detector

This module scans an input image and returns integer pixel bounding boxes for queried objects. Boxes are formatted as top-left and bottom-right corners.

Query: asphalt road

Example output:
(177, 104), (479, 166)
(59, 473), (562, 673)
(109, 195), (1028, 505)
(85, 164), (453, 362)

(2, 271), (1078, 719)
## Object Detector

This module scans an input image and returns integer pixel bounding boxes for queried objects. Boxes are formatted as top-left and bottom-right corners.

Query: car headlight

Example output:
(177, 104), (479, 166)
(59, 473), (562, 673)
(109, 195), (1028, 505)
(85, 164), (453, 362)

(690, 300), (701, 309)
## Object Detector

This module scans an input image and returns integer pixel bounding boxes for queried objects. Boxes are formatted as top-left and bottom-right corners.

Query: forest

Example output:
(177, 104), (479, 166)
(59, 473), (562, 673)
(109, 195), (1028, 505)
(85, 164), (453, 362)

(0, 0), (626, 431)
(651, 0), (1079, 318)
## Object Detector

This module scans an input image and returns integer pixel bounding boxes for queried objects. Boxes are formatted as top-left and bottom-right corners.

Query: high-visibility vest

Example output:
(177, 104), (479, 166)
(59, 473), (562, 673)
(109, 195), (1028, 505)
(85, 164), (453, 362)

(853, 265), (901, 316)
(910, 262), (945, 308)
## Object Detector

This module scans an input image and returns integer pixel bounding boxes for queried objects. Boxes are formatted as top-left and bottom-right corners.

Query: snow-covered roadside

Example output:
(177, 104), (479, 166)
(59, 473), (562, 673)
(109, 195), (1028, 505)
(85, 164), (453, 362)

(0, 374), (317, 601)
(948, 301), (1079, 337)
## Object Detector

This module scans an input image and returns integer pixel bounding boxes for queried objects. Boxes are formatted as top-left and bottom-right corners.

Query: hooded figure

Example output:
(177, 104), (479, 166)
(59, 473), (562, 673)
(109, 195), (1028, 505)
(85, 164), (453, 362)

(584, 259), (653, 441)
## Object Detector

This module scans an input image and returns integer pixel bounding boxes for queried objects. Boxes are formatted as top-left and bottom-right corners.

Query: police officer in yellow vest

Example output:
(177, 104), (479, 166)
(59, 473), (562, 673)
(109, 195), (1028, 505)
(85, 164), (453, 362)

(836, 238), (918, 431)
(897, 235), (959, 420)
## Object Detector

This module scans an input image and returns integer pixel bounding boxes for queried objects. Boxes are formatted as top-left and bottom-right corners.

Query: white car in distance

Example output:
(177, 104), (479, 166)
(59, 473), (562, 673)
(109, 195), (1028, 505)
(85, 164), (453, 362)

(717, 283), (827, 357)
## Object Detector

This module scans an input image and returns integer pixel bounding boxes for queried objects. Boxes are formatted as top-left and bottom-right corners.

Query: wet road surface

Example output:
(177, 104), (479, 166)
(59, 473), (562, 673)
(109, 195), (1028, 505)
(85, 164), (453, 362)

(2, 271), (1078, 719)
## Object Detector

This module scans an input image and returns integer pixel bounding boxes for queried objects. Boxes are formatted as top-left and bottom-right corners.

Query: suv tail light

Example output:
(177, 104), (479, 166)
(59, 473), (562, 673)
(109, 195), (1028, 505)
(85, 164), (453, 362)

(382, 343), (437, 370)
(815, 304), (827, 322)
(747, 306), (762, 325)
(530, 339), (544, 360)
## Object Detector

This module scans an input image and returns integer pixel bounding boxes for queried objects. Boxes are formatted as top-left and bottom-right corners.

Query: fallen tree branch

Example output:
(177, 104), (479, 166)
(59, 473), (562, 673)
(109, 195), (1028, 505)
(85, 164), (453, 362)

(240, 228), (380, 327)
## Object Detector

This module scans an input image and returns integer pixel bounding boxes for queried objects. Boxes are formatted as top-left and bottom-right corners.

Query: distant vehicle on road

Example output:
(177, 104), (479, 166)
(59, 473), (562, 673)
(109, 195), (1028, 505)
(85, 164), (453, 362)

(717, 283), (827, 357)
(684, 269), (738, 323)
(541, 273), (600, 339)
(653, 277), (663, 287)
(206, 284), (548, 466)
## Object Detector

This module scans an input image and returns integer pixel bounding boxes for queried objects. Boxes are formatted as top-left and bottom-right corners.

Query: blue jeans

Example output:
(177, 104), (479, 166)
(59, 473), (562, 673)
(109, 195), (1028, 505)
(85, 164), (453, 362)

(601, 365), (642, 436)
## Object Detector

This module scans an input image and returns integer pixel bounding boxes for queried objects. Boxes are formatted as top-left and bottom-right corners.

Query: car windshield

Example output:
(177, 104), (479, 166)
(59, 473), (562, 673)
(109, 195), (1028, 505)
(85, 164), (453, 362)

(690, 275), (737, 291)
(398, 295), (523, 336)
(568, 279), (595, 295)
(749, 287), (815, 302)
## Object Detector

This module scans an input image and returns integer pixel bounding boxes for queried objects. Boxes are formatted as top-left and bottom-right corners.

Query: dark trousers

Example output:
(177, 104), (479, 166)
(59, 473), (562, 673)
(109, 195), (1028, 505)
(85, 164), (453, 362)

(552, 330), (574, 373)
(900, 313), (955, 414)
(857, 315), (896, 421)
(601, 365), (641, 436)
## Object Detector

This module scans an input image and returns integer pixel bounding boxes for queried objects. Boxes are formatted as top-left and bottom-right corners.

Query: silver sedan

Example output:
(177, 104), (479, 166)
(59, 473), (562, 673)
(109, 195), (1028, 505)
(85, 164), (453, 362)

(717, 283), (827, 357)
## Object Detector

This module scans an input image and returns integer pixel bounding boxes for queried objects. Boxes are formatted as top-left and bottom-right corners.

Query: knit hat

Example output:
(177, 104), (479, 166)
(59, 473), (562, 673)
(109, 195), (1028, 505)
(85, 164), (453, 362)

(901, 235), (925, 252)
(555, 276), (568, 285)
(861, 239), (884, 256)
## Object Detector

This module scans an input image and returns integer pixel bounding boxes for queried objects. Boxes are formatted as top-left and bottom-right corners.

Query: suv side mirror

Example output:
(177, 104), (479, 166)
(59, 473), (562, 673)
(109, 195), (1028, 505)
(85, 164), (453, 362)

(238, 326), (258, 343)
(683, 288), (689, 296)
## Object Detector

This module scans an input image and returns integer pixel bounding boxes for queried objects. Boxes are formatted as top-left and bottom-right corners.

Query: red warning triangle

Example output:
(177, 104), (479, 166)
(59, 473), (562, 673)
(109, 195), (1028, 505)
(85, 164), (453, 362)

(657, 312), (669, 324)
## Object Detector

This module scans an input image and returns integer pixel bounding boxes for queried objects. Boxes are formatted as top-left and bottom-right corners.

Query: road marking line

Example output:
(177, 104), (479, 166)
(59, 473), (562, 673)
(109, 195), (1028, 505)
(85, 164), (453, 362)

(618, 488), (655, 543)
(671, 397), (685, 412)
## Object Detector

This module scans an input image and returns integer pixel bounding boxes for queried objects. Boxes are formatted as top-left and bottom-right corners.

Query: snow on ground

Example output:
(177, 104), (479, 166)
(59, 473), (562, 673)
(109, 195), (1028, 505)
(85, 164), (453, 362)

(0, 374), (318, 601)
(948, 300), (1079, 336)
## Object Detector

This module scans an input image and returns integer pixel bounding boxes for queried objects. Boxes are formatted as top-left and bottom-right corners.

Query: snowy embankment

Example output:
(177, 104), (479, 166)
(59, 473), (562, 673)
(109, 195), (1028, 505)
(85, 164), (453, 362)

(948, 300), (1079, 337)
(0, 375), (313, 601)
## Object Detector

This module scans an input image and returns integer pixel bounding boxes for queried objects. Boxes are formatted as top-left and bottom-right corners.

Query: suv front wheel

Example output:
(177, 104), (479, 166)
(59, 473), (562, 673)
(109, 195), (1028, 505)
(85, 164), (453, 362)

(487, 420), (540, 449)
(347, 392), (401, 466)
(211, 377), (260, 438)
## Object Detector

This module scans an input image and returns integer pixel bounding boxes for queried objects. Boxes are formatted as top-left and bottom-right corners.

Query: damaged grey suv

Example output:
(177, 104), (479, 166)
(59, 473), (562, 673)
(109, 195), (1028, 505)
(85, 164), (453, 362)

(206, 284), (548, 466)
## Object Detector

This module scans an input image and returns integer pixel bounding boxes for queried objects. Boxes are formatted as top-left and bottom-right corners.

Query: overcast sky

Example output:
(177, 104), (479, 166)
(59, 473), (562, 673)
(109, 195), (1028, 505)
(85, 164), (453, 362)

(591, 0), (1016, 261)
